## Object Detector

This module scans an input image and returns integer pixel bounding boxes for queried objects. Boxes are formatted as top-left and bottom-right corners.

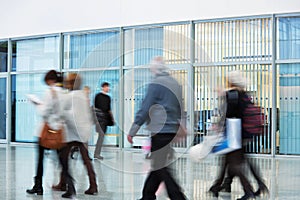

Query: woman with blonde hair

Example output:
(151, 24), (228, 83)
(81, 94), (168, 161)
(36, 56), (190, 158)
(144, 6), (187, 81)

(58, 73), (98, 198)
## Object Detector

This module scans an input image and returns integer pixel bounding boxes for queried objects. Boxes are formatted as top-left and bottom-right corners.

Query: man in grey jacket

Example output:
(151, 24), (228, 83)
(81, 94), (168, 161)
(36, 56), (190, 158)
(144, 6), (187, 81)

(127, 57), (186, 200)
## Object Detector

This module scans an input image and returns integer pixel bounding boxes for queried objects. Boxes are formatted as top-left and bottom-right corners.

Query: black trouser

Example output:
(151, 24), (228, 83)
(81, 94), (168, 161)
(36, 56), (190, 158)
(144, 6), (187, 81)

(141, 134), (186, 200)
(59, 141), (97, 193)
(211, 149), (254, 195)
(36, 144), (46, 179)
(223, 157), (265, 187)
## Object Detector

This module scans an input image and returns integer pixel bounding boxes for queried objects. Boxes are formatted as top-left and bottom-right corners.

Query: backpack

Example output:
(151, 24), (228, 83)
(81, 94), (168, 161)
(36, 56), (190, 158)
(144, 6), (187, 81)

(242, 95), (265, 137)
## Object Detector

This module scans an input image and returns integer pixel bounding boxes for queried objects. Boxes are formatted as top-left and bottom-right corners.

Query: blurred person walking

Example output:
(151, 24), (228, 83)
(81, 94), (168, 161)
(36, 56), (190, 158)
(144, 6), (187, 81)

(93, 82), (114, 160)
(26, 70), (65, 195)
(69, 85), (93, 160)
(127, 56), (186, 200)
(209, 71), (256, 200)
(58, 73), (98, 198)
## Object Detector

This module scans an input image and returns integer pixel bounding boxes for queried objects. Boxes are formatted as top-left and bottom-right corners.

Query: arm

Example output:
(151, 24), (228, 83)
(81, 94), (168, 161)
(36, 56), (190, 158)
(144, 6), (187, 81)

(127, 84), (156, 142)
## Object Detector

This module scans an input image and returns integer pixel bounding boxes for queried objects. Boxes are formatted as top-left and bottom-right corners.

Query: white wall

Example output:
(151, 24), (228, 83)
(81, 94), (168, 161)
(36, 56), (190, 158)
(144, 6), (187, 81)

(0, 0), (300, 39)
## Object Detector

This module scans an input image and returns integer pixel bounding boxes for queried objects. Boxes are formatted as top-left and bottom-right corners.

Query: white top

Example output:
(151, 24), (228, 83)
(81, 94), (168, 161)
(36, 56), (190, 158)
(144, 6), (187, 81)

(59, 90), (93, 143)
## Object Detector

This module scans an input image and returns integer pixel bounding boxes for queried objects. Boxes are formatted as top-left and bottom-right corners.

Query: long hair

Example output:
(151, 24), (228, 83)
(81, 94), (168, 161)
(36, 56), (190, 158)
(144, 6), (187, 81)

(65, 73), (81, 90)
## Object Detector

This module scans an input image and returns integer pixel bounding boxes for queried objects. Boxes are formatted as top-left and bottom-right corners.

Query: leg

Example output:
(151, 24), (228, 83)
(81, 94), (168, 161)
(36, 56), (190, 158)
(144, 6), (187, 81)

(209, 157), (228, 196)
(94, 122), (106, 159)
(150, 134), (186, 200)
(160, 167), (186, 200)
(78, 142), (98, 195)
(60, 143), (76, 198)
(26, 144), (45, 195)
(228, 163), (254, 200)
(247, 158), (269, 196)
(141, 171), (162, 200)
(36, 144), (45, 179)
(52, 149), (66, 191)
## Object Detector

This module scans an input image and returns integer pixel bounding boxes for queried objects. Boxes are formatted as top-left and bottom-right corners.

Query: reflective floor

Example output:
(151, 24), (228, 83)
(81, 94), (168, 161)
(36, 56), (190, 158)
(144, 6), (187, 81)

(1, 144), (300, 200)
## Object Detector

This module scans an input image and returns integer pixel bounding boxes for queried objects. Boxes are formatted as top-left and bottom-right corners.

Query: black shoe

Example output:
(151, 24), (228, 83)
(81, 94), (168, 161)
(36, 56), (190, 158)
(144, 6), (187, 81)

(237, 192), (255, 200)
(62, 191), (75, 198)
(254, 183), (269, 196)
(209, 187), (219, 197)
(26, 187), (43, 195)
(84, 187), (98, 195)
(220, 184), (231, 193)
(26, 176), (43, 195)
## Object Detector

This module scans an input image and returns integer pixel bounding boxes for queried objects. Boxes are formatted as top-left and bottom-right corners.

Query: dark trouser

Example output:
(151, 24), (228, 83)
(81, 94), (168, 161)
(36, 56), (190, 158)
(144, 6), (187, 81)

(141, 134), (186, 200)
(211, 149), (254, 195)
(59, 141), (97, 193)
(94, 122), (106, 156)
(223, 157), (265, 187)
(210, 157), (228, 190)
(36, 144), (46, 179)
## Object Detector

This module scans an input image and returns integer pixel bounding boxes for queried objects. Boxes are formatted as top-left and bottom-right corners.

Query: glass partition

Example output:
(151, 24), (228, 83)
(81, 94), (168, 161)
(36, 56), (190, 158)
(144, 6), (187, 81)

(278, 63), (300, 155)
(11, 36), (60, 72)
(11, 74), (47, 142)
(195, 18), (272, 64)
(0, 78), (6, 140)
(0, 41), (8, 72)
(63, 31), (120, 69)
(278, 17), (300, 60)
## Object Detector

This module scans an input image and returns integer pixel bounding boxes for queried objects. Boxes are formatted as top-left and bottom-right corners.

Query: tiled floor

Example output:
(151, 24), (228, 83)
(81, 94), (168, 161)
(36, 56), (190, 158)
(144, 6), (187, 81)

(1, 144), (300, 200)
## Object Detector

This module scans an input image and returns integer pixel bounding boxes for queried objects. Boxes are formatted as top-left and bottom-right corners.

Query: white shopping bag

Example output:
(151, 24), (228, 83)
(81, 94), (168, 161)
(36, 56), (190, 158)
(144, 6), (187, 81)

(189, 134), (221, 161)
(211, 118), (242, 155)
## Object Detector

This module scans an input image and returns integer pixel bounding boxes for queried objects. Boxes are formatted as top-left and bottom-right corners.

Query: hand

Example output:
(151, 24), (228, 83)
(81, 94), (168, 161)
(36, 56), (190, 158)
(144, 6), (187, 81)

(127, 135), (133, 144)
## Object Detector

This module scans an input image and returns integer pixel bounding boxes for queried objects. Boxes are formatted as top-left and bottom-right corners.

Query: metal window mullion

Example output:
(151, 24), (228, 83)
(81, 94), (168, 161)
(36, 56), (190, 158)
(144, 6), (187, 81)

(271, 14), (277, 157)
(6, 39), (12, 144)
(231, 21), (234, 63)
(210, 22), (214, 63)
(119, 27), (125, 148)
(188, 19), (195, 144)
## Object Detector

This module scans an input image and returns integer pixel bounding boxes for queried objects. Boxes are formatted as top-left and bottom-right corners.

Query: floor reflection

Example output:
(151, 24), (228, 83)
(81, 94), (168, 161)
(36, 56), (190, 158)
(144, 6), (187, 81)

(0, 145), (300, 199)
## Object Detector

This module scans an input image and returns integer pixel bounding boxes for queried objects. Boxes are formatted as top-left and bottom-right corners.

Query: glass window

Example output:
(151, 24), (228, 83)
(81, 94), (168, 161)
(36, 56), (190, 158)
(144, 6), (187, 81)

(195, 18), (272, 63)
(0, 41), (8, 72)
(278, 63), (300, 155)
(64, 31), (120, 69)
(0, 78), (6, 139)
(12, 36), (60, 72)
(278, 17), (300, 60)
(11, 74), (48, 142)
(124, 25), (190, 67)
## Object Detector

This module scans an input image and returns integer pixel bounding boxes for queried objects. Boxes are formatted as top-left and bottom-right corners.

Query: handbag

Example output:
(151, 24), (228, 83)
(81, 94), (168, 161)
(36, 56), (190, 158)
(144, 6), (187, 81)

(94, 108), (114, 126)
(211, 118), (242, 154)
(189, 134), (221, 162)
(39, 89), (64, 149)
(39, 122), (65, 149)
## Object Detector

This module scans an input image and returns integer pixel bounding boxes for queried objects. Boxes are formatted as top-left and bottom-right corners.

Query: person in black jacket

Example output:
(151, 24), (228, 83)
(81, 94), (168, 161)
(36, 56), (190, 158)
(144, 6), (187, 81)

(209, 71), (256, 200)
(93, 82), (114, 160)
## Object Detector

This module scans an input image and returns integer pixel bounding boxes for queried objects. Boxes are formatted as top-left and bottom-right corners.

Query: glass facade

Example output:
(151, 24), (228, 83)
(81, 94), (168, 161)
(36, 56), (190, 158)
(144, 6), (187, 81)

(277, 16), (300, 155)
(64, 31), (120, 69)
(0, 78), (6, 140)
(0, 41), (8, 72)
(1, 13), (300, 156)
